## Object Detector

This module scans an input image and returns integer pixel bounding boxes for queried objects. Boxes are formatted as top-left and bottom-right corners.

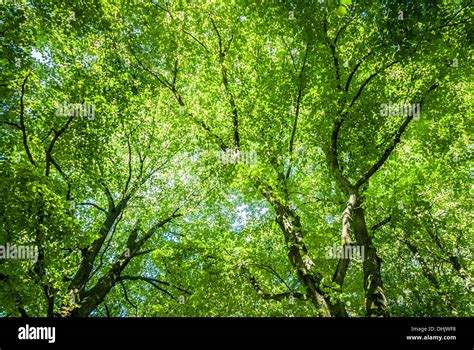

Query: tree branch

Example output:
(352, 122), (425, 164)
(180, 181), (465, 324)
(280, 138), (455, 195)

(334, 16), (356, 46)
(103, 302), (111, 317)
(371, 215), (392, 232)
(286, 43), (309, 180)
(349, 60), (400, 109)
(128, 41), (229, 152)
(403, 238), (457, 313)
(45, 114), (75, 176)
(209, 13), (240, 150)
(427, 1), (472, 32)
(181, 28), (210, 54)
(123, 134), (133, 197)
(100, 182), (115, 212)
(1, 121), (21, 130)
(18, 73), (36, 166)
(119, 278), (137, 308)
(355, 83), (438, 189)
(18, 307), (29, 318)
(242, 267), (307, 301)
(128, 44), (173, 90)
(329, 117), (353, 194)
(79, 202), (107, 213)
(323, 11), (342, 92)
(251, 263), (294, 294)
(119, 275), (192, 298)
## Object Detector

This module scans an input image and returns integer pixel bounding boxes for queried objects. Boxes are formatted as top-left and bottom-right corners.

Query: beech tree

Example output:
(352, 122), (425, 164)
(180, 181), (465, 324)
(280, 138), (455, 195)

(0, 0), (472, 317)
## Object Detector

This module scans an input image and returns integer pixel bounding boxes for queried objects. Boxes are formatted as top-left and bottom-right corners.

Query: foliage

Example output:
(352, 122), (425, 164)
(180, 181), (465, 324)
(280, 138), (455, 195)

(0, 0), (472, 317)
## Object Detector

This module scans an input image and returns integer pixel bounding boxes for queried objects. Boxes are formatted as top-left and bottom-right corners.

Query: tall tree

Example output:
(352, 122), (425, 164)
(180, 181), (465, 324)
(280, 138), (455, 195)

(1, 0), (472, 317)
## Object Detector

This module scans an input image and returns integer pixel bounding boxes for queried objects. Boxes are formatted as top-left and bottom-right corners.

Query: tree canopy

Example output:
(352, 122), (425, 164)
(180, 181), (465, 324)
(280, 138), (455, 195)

(0, 0), (472, 317)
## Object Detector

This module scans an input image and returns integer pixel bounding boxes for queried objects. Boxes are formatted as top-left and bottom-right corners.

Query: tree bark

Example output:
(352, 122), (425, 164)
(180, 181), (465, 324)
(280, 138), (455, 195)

(63, 213), (179, 317)
(352, 195), (389, 317)
(448, 256), (473, 292)
(272, 199), (347, 317)
(332, 194), (356, 287)
(67, 251), (132, 317)
(404, 239), (457, 314)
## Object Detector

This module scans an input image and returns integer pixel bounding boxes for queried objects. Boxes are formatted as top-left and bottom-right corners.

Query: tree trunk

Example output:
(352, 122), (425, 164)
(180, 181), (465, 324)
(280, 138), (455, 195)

(352, 196), (390, 317)
(274, 202), (347, 317)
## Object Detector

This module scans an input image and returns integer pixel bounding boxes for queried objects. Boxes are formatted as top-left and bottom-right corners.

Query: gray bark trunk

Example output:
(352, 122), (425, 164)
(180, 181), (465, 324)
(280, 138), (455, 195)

(352, 196), (389, 317)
